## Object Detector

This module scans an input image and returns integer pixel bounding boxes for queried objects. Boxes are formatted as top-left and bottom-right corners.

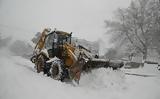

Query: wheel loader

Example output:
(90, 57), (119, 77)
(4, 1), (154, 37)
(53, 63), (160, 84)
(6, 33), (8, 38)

(30, 28), (123, 83)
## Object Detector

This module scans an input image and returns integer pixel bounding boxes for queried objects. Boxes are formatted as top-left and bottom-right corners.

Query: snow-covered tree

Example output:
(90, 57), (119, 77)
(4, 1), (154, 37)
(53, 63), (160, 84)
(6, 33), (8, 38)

(105, 0), (160, 61)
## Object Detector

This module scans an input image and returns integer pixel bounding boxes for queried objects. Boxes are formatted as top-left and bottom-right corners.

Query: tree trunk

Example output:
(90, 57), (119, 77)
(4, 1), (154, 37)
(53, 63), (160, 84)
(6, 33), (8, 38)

(142, 48), (148, 63)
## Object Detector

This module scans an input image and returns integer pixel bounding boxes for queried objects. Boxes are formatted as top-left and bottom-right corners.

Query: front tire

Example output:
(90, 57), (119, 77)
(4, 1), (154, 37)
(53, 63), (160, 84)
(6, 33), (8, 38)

(50, 60), (63, 80)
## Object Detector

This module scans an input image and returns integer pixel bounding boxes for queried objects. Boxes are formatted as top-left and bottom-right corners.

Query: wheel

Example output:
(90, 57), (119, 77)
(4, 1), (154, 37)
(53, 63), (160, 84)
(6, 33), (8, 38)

(30, 55), (36, 63)
(36, 54), (45, 73)
(50, 60), (63, 80)
(158, 66), (160, 71)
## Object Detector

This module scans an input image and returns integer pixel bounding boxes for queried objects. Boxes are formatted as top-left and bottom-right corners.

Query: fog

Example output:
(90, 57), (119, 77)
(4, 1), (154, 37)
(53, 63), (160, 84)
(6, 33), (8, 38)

(0, 0), (130, 41)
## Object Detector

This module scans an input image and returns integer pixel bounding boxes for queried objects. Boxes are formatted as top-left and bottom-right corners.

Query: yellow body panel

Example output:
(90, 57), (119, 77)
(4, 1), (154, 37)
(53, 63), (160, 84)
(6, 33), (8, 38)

(63, 43), (77, 68)
(35, 29), (48, 52)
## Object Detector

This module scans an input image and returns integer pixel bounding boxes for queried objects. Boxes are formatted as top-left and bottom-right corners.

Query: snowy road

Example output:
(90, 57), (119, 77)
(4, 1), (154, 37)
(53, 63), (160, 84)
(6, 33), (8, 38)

(0, 49), (160, 99)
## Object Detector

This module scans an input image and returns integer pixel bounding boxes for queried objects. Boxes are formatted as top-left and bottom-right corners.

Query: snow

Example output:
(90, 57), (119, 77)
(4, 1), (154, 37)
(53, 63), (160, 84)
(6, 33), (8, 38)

(46, 57), (60, 63)
(0, 48), (160, 99)
(124, 63), (160, 76)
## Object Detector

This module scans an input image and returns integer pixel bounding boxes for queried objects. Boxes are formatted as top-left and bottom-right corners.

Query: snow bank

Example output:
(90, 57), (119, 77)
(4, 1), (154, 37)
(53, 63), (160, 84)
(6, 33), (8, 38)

(124, 63), (160, 76)
(79, 68), (126, 90)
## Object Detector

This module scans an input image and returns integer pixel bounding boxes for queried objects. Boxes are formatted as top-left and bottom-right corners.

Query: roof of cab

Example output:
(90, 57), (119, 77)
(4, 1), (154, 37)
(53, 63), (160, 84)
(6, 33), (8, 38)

(47, 30), (72, 36)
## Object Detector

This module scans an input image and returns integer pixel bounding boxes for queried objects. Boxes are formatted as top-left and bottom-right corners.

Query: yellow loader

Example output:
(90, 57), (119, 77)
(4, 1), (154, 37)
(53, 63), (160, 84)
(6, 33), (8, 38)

(30, 28), (123, 83)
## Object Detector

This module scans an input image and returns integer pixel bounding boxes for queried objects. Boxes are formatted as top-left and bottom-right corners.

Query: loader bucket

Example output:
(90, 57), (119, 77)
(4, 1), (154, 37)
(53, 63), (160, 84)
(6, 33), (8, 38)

(82, 58), (124, 72)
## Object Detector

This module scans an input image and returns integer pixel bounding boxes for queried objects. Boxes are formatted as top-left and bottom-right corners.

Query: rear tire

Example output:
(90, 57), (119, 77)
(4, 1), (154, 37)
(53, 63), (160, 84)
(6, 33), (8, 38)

(36, 53), (48, 73)
(30, 56), (36, 63)
(36, 54), (45, 73)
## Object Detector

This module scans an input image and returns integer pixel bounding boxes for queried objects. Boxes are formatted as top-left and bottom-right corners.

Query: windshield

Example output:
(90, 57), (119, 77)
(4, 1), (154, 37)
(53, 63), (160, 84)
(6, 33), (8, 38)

(45, 33), (58, 49)
(45, 32), (71, 50)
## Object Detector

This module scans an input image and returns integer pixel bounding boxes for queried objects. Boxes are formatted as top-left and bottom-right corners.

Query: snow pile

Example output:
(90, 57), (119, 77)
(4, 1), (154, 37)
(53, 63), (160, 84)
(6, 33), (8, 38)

(79, 68), (126, 90)
(124, 63), (160, 76)
(142, 63), (160, 74)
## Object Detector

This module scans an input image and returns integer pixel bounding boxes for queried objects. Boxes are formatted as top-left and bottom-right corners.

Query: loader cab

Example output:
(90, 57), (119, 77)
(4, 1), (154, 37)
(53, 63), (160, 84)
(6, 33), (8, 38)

(45, 31), (72, 58)
(55, 31), (72, 45)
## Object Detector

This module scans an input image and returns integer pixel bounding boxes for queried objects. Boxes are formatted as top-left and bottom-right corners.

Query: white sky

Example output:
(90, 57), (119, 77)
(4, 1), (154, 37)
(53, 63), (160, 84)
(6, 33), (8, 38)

(0, 0), (131, 42)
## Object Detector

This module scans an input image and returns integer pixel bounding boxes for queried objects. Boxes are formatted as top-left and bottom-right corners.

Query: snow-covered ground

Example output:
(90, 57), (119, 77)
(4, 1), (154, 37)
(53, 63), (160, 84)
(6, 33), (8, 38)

(0, 48), (160, 99)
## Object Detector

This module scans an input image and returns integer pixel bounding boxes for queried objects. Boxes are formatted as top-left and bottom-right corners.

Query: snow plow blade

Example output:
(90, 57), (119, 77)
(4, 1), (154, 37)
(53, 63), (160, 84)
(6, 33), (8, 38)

(83, 59), (124, 71)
